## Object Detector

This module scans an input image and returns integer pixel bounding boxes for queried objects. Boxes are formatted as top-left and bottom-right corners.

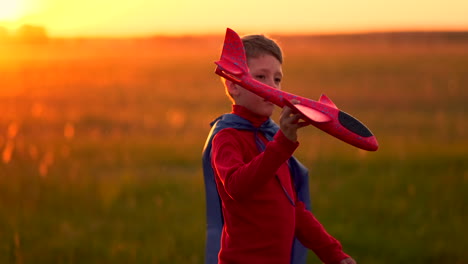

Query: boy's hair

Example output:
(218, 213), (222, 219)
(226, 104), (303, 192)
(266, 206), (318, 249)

(223, 34), (283, 103)
(242, 34), (283, 64)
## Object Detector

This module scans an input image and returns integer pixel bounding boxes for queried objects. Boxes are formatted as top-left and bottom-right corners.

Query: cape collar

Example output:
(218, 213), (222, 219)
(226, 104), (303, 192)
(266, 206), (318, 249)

(232, 105), (269, 128)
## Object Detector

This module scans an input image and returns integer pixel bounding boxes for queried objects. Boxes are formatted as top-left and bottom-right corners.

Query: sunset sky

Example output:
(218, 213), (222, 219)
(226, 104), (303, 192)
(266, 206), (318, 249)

(1, 0), (467, 37)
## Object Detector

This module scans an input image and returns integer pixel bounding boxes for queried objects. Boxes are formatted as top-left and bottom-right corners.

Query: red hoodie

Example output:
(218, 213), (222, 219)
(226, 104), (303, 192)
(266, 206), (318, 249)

(211, 105), (349, 264)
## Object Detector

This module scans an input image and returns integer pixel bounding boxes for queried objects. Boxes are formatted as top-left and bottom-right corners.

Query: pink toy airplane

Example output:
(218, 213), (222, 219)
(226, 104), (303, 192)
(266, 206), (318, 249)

(214, 28), (379, 151)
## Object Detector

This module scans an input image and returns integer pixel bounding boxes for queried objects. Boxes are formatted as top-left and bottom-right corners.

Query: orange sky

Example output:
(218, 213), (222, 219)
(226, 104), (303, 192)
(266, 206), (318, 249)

(1, 0), (468, 37)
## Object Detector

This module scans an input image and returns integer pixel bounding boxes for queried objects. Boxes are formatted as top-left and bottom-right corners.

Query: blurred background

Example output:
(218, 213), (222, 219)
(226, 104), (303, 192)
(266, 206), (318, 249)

(0, 0), (467, 263)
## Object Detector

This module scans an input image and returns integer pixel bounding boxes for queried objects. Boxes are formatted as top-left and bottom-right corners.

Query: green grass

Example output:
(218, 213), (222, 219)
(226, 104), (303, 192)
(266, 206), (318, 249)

(0, 152), (206, 263)
(305, 153), (466, 264)
(1, 148), (465, 263)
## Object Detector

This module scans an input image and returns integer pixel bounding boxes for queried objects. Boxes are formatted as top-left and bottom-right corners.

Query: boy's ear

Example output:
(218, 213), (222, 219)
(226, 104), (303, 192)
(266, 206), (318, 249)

(226, 80), (240, 97)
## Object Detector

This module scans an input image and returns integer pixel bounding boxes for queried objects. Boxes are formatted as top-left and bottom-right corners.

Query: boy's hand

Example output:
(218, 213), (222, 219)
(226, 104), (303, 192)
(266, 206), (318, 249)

(340, 257), (357, 264)
(279, 100), (308, 142)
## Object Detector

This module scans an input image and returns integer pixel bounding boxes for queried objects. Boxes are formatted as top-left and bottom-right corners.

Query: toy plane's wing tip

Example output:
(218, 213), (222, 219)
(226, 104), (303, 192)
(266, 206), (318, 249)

(284, 99), (332, 123)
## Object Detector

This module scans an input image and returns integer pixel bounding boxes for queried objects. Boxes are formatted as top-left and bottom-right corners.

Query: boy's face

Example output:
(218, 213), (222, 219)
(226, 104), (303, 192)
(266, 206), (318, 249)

(228, 54), (283, 117)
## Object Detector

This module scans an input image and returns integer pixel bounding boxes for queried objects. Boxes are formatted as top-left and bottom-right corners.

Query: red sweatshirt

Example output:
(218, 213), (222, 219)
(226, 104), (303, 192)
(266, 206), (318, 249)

(211, 105), (349, 264)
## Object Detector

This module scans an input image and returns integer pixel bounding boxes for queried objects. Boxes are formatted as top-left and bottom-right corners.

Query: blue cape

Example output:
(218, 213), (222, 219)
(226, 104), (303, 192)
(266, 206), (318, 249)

(202, 113), (311, 264)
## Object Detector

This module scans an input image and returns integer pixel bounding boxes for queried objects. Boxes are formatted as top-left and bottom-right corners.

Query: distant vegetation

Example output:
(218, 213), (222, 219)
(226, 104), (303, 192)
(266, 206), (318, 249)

(0, 24), (48, 44)
(0, 23), (467, 45)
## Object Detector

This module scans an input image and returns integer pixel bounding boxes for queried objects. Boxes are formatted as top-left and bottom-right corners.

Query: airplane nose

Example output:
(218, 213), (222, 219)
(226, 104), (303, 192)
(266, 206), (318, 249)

(365, 136), (379, 151)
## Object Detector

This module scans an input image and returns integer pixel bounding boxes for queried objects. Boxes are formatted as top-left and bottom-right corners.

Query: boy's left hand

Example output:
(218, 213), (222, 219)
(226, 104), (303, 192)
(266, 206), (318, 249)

(340, 257), (357, 264)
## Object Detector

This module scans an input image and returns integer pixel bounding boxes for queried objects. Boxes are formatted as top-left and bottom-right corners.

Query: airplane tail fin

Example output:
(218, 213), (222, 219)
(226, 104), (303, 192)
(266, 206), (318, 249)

(214, 28), (249, 82)
(319, 94), (338, 109)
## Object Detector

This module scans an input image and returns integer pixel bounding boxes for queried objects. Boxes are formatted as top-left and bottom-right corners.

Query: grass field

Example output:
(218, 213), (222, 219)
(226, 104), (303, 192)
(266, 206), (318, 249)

(0, 32), (467, 263)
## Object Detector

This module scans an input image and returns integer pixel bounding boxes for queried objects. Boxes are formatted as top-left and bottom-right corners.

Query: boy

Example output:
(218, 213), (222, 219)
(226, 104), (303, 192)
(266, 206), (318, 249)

(202, 33), (356, 264)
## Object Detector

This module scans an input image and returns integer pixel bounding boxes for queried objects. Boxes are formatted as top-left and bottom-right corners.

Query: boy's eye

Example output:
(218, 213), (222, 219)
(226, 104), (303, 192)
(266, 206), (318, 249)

(275, 78), (282, 84)
(255, 75), (266, 80)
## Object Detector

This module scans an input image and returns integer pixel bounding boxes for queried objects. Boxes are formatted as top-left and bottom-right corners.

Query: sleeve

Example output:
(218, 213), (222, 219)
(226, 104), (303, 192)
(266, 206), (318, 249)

(211, 128), (298, 201)
(295, 202), (350, 264)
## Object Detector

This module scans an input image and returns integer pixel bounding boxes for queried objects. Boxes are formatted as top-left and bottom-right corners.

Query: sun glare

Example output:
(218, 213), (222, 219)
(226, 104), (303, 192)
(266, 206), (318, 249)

(0, 0), (24, 20)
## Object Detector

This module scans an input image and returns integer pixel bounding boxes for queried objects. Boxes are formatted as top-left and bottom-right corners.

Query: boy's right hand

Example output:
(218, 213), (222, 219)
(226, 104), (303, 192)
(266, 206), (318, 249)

(279, 100), (308, 142)
(340, 257), (357, 264)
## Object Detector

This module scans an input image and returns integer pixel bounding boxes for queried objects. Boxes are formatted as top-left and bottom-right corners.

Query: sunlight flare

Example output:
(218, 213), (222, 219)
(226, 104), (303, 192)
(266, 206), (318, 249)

(0, 0), (24, 20)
